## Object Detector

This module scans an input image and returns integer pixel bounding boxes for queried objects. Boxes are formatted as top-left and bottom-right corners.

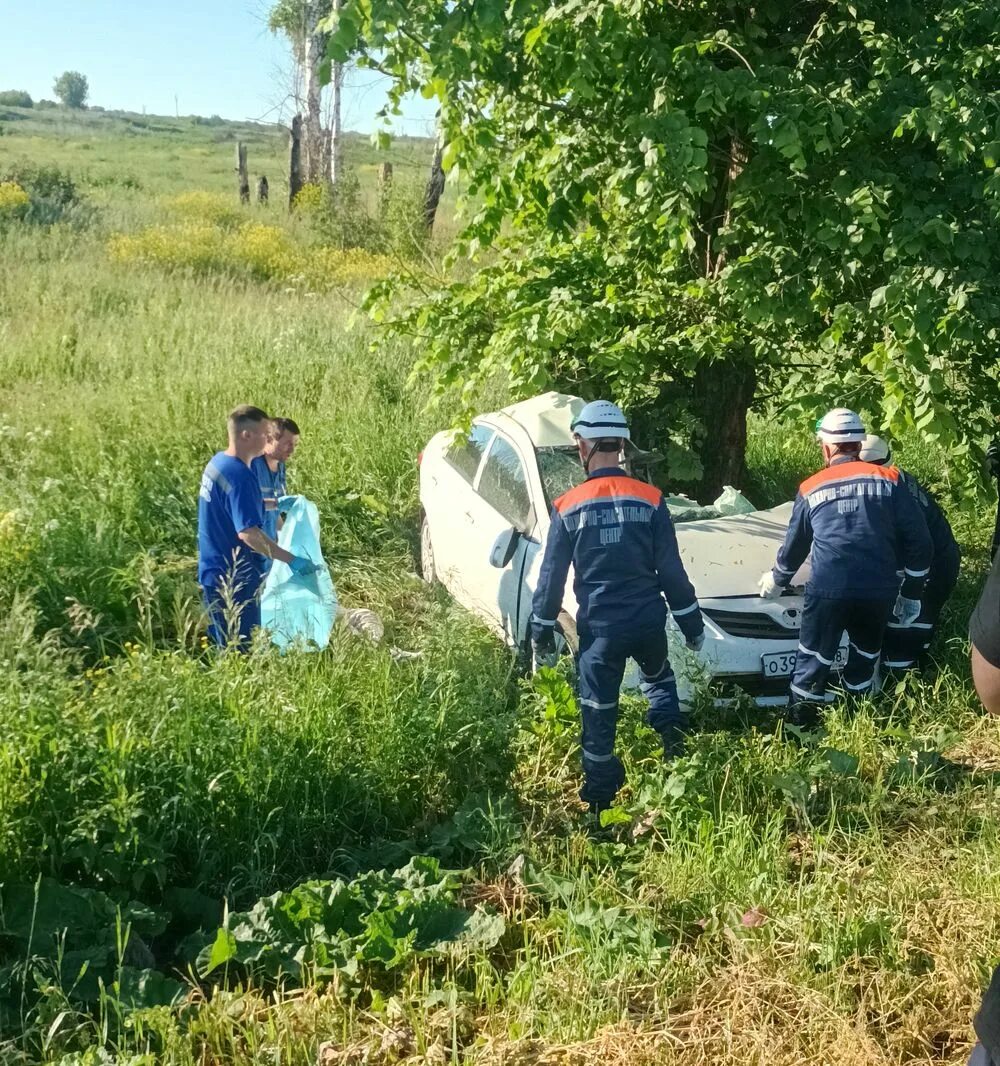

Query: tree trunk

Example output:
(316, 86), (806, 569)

(691, 359), (756, 500)
(288, 114), (304, 209)
(423, 131), (445, 232)
(236, 142), (249, 205)
(329, 3), (343, 188)
(303, 2), (326, 183)
(321, 127), (332, 183)
(377, 162), (393, 217)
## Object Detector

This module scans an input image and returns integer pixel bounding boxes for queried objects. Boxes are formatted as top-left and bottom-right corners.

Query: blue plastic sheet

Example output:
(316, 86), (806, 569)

(260, 496), (338, 650)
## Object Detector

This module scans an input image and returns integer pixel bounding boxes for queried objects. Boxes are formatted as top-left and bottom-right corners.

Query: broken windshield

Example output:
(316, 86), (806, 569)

(534, 446), (747, 522)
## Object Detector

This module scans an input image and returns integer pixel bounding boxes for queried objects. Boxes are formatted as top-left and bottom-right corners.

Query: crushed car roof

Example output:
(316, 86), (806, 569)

(499, 391), (585, 448)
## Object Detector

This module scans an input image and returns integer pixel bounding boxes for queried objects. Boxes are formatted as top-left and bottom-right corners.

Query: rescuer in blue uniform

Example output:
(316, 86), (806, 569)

(198, 405), (319, 650)
(250, 416), (300, 550)
(531, 400), (705, 824)
(859, 435), (960, 670)
(759, 409), (932, 719)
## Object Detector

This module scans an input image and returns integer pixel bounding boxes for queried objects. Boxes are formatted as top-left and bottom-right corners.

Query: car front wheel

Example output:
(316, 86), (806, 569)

(419, 514), (437, 585)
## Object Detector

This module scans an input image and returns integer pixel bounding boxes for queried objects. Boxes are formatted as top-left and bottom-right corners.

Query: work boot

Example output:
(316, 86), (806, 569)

(588, 800), (613, 839)
(784, 700), (821, 736)
(660, 725), (687, 762)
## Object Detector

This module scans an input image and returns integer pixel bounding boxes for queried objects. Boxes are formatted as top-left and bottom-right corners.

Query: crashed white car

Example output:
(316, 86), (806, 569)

(419, 393), (842, 705)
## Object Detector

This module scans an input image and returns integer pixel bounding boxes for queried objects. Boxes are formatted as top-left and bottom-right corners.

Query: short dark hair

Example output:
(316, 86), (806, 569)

(833, 441), (862, 457)
(227, 405), (269, 436)
(592, 438), (624, 453)
(271, 417), (301, 437)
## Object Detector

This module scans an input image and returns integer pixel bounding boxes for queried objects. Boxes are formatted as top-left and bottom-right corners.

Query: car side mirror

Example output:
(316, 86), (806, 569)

(489, 527), (521, 569)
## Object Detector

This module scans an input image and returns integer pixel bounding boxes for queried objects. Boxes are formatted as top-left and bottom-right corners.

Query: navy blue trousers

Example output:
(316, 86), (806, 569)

(203, 580), (262, 651)
(791, 595), (893, 703)
(882, 553), (959, 670)
(576, 626), (683, 805)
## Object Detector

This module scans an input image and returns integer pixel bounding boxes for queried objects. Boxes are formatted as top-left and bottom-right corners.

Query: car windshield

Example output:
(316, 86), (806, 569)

(537, 447), (586, 502)
(535, 445), (747, 522)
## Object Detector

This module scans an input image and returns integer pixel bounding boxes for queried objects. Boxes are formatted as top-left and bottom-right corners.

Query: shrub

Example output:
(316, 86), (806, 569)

(0, 90), (32, 108)
(108, 220), (393, 289)
(164, 190), (246, 228)
(0, 181), (30, 222)
(292, 182), (325, 215)
(0, 162), (81, 225)
(310, 169), (382, 252)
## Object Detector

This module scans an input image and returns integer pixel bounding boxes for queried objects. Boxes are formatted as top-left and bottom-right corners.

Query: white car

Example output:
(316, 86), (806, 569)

(419, 392), (842, 705)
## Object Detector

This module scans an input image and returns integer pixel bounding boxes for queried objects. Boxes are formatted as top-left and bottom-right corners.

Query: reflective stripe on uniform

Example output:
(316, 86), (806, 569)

(798, 644), (833, 666)
(791, 683), (836, 703)
(672, 602), (699, 617)
(580, 698), (618, 710)
(582, 748), (615, 763)
(843, 678), (875, 692)
(848, 642), (879, 660)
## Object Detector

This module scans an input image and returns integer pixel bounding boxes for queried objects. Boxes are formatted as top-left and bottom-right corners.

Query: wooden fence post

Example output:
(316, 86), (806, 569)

(288, 115), (303, 209)
(236, 142), (250, 205)
(377, 162), (393, 217)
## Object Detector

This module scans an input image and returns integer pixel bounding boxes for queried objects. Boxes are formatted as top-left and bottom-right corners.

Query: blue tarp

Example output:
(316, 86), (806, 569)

(260, 496), (338, 650)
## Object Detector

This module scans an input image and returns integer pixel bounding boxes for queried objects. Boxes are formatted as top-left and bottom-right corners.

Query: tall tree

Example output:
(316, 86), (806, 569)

(52, 71), (88, 110)
(270, 0), (336, 184)
(326, 0), (1000, 498)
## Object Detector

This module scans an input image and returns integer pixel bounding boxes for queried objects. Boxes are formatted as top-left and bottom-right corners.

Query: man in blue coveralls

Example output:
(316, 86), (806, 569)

(198, 405), (318, 649)
(251, 417), (300, 548)
(759, 408), (932, 721)
(531, 400), (705, 826)
(859, 435), (960, 671)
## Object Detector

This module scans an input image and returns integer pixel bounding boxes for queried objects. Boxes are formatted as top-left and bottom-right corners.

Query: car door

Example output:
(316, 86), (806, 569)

(463, 430), (540, 642)
(424, 423), (495, 606)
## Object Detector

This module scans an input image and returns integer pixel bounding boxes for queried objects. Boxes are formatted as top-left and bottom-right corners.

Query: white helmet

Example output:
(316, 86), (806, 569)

(815, 408), (866, 444)
(859, 434), (891, 465)
(571, 399), (631, 441)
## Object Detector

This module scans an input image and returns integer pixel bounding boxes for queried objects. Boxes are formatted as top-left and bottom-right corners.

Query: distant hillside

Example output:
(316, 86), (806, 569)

(0, 104), (438, 200)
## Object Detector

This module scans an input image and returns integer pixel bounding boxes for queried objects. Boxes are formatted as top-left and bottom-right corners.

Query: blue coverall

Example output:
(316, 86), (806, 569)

(881, 470), (960, 669)
(531, 467), (704, 805)
(771, 457), (932, 705)
(198, 453), (267, 650)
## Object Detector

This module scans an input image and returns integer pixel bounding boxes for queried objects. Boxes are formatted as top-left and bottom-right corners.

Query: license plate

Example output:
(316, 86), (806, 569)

(761, 647), (847, 678)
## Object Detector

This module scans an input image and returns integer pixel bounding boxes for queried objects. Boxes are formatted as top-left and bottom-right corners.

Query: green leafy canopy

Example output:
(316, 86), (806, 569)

(325, 0), (1000, 496)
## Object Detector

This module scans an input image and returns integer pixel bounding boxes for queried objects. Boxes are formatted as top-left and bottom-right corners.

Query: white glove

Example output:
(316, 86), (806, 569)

(893, 595), (921, 627)
(685, 632), (705, 653)
(758, 571), (782, 600)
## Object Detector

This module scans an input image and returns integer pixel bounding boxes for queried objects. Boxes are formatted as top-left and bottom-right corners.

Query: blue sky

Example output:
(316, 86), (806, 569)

(0, 0), (438, 134)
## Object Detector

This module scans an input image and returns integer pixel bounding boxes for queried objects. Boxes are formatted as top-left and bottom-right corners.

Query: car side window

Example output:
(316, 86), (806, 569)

(445, 424), (493, 484)
(478, 436), (533, 530)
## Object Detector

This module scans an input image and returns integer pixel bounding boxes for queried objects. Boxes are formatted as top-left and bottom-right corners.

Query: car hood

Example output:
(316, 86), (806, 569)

(673, 502), (809, 599)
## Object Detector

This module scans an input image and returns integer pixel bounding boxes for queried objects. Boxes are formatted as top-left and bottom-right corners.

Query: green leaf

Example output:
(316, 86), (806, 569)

(199, 928), (238, 975)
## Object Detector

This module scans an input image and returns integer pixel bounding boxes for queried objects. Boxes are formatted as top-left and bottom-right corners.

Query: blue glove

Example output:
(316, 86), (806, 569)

(289, 556), (320, 577)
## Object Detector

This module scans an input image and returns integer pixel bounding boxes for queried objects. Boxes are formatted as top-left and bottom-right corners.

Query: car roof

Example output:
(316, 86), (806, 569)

(481, 391), (585, 449)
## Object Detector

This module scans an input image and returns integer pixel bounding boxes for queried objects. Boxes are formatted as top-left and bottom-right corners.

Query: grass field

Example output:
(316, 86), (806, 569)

(1, 107), (999, 1066)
